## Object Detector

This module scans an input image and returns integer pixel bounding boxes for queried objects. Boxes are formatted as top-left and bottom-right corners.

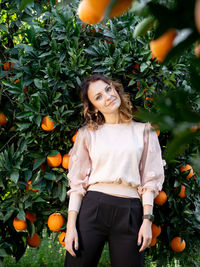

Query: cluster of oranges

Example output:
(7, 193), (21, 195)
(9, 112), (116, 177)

(78, 0), (134, 25)
(40, 116), (78, 169)
(13, 212), (66, 247)
(47, 212), (66, 246)
(151, 164), (195, 251)
(13, 212), (40, 247)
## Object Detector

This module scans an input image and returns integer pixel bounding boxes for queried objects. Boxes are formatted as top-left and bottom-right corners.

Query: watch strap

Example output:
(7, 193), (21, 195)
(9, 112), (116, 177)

(142, 214), (154, 222)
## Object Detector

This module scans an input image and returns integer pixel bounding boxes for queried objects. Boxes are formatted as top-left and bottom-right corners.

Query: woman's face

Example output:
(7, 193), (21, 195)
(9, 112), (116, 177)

(87, 80), (121, 116)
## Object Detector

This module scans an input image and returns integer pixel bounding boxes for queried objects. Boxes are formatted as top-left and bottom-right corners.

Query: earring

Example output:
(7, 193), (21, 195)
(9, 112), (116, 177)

(95, 111), (98, 116)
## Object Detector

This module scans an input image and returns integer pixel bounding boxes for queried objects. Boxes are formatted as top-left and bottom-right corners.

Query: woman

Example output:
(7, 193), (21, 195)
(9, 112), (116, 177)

(64, 74), (166, 267)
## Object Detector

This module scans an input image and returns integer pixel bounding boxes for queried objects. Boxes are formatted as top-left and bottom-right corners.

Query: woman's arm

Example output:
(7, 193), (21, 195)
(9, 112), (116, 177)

(65, 210), (79, 257)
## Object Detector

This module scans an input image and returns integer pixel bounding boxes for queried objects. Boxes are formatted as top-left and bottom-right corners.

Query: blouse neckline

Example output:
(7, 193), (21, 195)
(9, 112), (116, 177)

(103, 121), (133, 126)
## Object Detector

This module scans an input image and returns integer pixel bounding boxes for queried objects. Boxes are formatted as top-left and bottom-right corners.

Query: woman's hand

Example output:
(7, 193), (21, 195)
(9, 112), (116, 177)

(137, 220), (152, 252)
(65, 224), (79, 257)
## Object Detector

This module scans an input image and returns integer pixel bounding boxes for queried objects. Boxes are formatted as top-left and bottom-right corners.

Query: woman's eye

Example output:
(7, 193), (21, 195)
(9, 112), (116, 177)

(106, 86), (112, 91)
(96, 95), (101, 100)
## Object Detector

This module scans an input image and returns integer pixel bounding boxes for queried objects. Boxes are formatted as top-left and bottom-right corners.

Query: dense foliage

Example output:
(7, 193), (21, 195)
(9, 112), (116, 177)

(0, 0), (200, 266)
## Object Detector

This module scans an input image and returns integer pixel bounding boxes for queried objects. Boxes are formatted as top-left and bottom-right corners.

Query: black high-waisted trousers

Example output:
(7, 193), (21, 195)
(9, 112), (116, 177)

(64, 190), (145, 267)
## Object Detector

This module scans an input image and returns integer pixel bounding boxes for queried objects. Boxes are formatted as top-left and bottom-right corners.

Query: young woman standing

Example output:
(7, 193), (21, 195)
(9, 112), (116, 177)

(64, 74), (166, 267)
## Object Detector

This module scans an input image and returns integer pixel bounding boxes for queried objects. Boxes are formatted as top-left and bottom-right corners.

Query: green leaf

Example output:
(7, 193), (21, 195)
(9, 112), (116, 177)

(19, 0), (34, 11)
(59, 184), (66, 202)
(135, 89), (144, 99)
(134, 16), (156, 38)
(24, 103), (39, 113)
(3, 209), (15, 223)
(44, 172), (56, 180)
(10, 170), (19, 183)
(16, 122), (31, 131)
(33, 158), (46, 171)
(16, 111), (34, 119)
(34, 78), (43, 89)
(47, 150), (60, 157)
(0, 248), (8, 257)
(17, 209), (26, 221)
(0, 24), (8, 33)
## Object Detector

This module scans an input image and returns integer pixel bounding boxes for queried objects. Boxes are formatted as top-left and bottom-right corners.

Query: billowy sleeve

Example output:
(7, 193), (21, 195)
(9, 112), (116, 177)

(67, 127), (92, 213)
(137, 122), (166, 206)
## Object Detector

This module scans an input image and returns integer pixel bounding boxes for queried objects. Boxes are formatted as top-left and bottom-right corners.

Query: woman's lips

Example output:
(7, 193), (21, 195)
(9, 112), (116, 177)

(108, 99), (116, 105)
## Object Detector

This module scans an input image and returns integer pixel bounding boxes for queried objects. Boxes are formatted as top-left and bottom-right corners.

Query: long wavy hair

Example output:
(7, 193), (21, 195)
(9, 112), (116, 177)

(80, 74), (134, 131)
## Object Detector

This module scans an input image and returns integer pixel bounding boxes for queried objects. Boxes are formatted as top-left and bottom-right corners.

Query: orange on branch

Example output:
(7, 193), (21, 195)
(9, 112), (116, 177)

(180, 164), (193, 179)
(149, 237), (157, 247)
(25, 212), (36, 222)
(152, 223), (161, 237)
(152, 124), (160, 136)
(150, 29), (177, 62)
(195, 0), (200, 33)
(171, 237), (186, 252)
(3, 62), (15, 71)
(27, 233), (40, 247)
(62, 154), (70, 169)
(0, 113), (7, 126)
(154, 190), (167, 205)
(25, 180), (39, 192)
(41, 116), (56, 131)
(178, 185), (186, 198)
(194, 44), (200, 58)
(59, 232), (66, 246)
(47, 152), (62, 167)
(13, 217), (27, 231)
(109, 0), (134, 18)
(47, 213), (65, 232)
(78, 0), (104, 25)
(72, 131), (78, 143)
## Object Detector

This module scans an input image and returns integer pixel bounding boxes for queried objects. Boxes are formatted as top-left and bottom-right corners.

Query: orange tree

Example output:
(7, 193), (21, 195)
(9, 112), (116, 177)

(0, 0), (200, 266)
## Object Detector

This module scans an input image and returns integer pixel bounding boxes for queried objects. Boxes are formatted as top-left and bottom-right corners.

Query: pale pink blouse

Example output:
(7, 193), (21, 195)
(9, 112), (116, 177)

(66, 120), (166, 212)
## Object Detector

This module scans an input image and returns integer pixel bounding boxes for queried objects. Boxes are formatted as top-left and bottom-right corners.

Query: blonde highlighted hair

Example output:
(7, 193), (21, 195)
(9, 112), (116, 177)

(80, 74), (134, 131)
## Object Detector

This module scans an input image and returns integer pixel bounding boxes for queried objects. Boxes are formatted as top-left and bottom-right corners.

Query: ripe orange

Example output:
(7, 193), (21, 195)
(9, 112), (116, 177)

(154, 191), (167, 205)
(150, 29), (177, 62)
(24, 86), (29, 93)
(178, 185), (186, 198)
(3, 62), (15, 71)
(0, 113), (7, 126)
(195, 0), (200, 33)
(47, 152), (62, 167)
(149, 236), (157, 247)
(194, 44), (200, 58)
(13, 217), (27, 231)
(152, 124), (160, 136)
(14, 78), (20, 84)
(105, 39), (113, 44)
(87, 0), (133, 19)
(27, 233), (40, 247)
(47, 212), (65, 232)
(171, 237), (186, 252)
(180, 164), (193, 179)
(41, 116), (56, 131)
(25, 212), (36, 222)
(25, 180), (39, 192)
(190, 124), (200, 132)
(62, 154), (70, 169)
(109, 0), (134, 18)
(151, 223), (161, 237)
(145, 97), (154, 101)
(72, 131), (78, 143)
(78, 0), (104, 25)
(59, 232), (66, 246)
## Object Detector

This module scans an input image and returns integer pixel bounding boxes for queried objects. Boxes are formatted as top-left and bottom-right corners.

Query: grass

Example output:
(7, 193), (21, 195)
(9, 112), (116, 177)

(3, 230), (199, 267)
